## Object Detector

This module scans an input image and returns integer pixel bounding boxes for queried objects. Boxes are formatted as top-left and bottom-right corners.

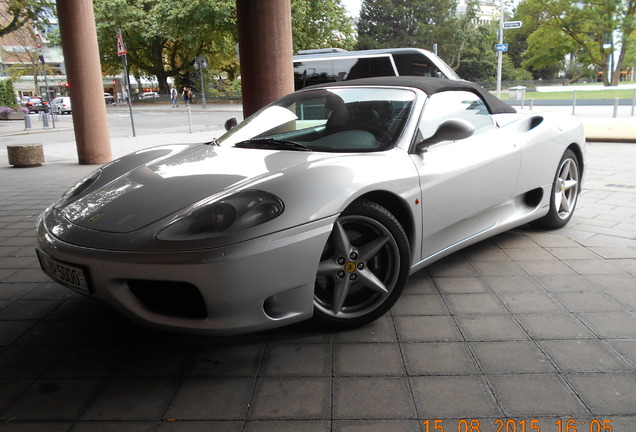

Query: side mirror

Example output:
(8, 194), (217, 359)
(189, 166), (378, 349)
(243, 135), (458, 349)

(416, 118), (475, 152)
(224, 116), (238, 131)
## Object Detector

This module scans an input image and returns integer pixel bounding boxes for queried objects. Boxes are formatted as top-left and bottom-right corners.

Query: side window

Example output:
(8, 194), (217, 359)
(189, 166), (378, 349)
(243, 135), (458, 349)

(293, 55), (396, 90)
(418, 91), (493, 141)
(393, 53), (441, 78)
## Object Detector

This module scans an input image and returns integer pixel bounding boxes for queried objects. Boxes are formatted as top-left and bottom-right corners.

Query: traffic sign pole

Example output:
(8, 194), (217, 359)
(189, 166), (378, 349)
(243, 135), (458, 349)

(36, 34), (55, 129)
(495, 6), (523, 98)
(496, 0), (504, 98)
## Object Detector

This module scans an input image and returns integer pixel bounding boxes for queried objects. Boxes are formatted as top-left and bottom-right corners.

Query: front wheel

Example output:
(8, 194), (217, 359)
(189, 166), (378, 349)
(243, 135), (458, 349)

(532, 149), (581, 229)
(313, 200), (410, 329)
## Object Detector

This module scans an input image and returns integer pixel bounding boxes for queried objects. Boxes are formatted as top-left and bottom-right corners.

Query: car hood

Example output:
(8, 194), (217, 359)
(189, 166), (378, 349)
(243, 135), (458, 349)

(62, 144), (322, 233)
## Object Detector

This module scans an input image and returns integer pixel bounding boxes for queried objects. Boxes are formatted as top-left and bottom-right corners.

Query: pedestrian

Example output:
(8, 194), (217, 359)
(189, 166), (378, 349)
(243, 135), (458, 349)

(170, 87), (179, 107)
(187, 88), (193, 105)
(182, 87), (189, 106)
(116, 92), (122, 104)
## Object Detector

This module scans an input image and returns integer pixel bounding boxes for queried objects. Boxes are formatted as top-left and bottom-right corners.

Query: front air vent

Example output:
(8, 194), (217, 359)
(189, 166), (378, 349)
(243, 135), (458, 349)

(128, 280), (207, 319)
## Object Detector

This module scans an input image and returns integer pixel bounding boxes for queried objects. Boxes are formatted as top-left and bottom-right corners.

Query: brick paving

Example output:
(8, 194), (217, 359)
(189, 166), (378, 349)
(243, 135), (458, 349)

(0, 141), (635, 431)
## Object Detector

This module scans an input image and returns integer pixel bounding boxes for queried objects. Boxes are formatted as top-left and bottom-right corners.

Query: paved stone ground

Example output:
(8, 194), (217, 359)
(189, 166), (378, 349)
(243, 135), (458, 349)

(0, 142), (635, 431)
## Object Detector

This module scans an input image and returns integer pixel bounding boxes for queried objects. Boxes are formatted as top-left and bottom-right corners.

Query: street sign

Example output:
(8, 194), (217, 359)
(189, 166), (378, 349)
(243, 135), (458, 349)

(35, 34), (43, 48)
(503, 21), (522, 29)
(495, 44), (508, 52)
(116, 31), (127, 56)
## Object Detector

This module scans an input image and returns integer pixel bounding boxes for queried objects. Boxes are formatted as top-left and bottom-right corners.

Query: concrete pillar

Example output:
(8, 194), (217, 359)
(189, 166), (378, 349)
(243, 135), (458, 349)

(57, 0), (112, 164)
(237, 0), (294, 117)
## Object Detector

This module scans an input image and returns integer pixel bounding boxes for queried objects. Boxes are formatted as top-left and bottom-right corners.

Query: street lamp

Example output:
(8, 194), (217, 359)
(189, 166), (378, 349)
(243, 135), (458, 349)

(193, 56), (208, 108)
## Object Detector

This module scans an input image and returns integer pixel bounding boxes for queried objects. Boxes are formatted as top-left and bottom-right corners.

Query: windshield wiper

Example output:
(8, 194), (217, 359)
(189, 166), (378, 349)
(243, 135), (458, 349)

(235, 138), (312, 152)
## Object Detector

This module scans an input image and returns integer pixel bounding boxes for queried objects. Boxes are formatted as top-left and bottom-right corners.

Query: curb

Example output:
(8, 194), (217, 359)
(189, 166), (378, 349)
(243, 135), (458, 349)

(583, 118), (636, 143)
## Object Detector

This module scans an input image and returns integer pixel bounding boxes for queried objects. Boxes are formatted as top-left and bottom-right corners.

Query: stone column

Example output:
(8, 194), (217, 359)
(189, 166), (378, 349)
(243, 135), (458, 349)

(57, 0), (112, 164)
(237, 0), (294, 118)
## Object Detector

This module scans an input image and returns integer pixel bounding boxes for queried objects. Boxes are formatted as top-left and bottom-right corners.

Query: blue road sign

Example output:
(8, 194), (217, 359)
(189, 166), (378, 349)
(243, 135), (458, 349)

(495, 44), (508, 52)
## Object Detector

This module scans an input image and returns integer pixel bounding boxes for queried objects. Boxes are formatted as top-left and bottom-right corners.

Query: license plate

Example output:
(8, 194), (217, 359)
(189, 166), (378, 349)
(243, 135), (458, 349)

(36, 250), (90, 294)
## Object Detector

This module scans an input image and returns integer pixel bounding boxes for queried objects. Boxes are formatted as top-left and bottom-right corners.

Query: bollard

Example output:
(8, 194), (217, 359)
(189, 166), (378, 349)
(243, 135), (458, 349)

(529, 98), (534, 111)
(42, 112), (50, 128)
(24, 114), (32, 130)
(613, 97), (619, 118)
(521, 89), (526, 110)
(572, 90), (577, 115)
(188, 105), (192, 133)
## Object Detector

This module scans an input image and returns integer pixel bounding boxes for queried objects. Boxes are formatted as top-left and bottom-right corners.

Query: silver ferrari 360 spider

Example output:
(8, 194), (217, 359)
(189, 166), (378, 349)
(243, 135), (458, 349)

(36, 77), (585, 335)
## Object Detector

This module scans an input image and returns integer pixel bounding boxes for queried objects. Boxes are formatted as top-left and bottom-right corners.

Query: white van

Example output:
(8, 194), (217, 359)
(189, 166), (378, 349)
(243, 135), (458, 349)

(51, 96), (72, 114)
(293, 48), (460, 90)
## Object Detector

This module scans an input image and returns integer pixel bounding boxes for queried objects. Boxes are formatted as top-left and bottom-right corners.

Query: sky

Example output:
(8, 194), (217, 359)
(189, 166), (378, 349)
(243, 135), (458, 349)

(341, 0), (362, 17)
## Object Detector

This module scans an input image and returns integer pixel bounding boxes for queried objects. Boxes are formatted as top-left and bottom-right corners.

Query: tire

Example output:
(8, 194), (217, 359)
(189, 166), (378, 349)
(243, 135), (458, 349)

(532, 149), (581, 229)
(313, 199), (410, 329)
(57, 108), (62, 115)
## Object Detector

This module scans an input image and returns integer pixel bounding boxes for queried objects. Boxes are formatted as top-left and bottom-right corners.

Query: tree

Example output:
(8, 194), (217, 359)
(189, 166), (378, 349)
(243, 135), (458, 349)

(4, 26), (50, 94)
(520, 0), (636, 86)
(94, 0), (357, 94)
(0, 78), (18, 107)
(93, 0), (237, 94)
(454, 23), (499, 82)
(291, 0), (356, 52)
(357, 0), (458, 51)
(444, 0), (480, 71)
(0, 0), (54, 37)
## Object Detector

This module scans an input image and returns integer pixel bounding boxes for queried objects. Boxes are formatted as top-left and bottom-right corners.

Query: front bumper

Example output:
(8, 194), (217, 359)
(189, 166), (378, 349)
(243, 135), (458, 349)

(36, 215), (337, 335)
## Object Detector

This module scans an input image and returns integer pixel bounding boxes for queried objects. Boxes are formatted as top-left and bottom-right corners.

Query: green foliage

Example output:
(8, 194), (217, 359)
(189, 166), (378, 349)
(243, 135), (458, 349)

(518, 0), (636, 85)
(292, 0), (356, 52)
(93, 0), (237, 93)
(443, 0), (482, 70)
(357, 0), (458, 51)
(355, 0), (530, 83)
(0, 0), (55, 37)
(453, 22), (498, 81)
(0, 79), (18, 108)
(93, 0), (356, 94)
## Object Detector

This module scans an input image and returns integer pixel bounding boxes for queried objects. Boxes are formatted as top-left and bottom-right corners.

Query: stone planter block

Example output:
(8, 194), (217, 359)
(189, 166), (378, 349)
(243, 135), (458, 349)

(7, 144), (44, 167)
(0, 112), (26, 120)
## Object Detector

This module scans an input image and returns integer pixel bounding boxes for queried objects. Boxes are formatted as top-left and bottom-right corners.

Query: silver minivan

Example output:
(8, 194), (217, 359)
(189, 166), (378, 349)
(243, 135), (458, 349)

(293, 48), (460, 90)
(51, 96), (72, 114)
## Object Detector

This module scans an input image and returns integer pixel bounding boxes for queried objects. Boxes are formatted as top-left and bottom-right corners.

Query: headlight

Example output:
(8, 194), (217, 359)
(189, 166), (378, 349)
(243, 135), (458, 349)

(53, 169), (102, 209)
(156, 190), (284, 241)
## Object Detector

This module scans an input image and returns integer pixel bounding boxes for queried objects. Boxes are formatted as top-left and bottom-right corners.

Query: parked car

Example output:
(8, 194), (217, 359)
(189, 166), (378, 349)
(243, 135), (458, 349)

(140, 91), (159, 99)
(25, 97), (48, 113)
(51, 96), (72, 114)
(294, 47), (461, 90)
(104, 93), (115, 104)
(36, 76), (585, 335)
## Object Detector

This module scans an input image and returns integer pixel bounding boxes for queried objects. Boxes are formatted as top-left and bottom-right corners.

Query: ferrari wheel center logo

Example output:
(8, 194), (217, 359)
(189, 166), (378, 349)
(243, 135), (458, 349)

(344, 261), (357, 273)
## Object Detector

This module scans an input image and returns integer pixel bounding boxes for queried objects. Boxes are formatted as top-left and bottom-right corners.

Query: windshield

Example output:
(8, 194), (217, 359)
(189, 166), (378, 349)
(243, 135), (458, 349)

(218, 87), (416, 152)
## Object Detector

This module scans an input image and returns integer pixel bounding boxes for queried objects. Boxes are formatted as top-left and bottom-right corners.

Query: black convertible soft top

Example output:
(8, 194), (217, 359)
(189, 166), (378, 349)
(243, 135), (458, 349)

(310, 76), (517, 115)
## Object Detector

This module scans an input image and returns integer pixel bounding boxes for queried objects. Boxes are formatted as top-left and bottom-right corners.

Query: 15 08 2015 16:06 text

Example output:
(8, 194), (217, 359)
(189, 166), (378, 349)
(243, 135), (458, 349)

(422, 419), (613, 432)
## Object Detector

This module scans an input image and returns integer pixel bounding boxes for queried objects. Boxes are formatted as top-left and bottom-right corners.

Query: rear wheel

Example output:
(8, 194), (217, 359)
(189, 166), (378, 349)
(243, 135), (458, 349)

(532, 149), (580, 229)
(313, 200), (410, 329)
